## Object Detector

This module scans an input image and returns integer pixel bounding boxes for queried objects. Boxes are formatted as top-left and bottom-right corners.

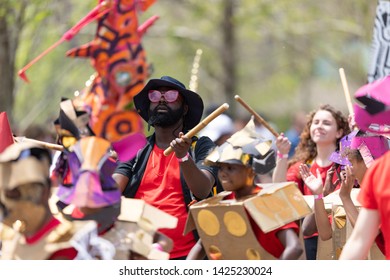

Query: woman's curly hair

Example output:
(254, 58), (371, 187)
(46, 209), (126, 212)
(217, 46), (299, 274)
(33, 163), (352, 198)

(289, 104), (350, 166)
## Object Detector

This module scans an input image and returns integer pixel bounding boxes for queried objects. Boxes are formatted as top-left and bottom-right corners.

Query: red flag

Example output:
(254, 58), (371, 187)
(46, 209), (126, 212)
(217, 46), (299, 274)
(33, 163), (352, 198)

(0, 112), (14, 153)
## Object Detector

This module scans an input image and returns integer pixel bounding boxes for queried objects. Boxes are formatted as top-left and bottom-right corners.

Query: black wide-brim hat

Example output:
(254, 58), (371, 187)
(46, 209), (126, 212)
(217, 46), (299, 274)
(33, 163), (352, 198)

(134, 76), (204, 130)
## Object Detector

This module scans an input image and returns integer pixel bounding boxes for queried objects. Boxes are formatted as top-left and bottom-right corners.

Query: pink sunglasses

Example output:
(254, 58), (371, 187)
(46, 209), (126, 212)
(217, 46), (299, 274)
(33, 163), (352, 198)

(148, 90), (179, 103)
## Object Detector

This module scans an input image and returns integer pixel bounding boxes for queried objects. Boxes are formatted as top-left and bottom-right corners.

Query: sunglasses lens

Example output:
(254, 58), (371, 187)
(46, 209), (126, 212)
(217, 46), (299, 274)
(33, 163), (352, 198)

(148, 90), (179, 103)
(148, 90), (161, 103)
(164, 90), (179, 102)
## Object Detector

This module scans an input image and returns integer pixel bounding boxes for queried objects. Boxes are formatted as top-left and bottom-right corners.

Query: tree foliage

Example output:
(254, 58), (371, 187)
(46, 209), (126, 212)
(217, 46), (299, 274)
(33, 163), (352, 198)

(1, 0), (379, 134)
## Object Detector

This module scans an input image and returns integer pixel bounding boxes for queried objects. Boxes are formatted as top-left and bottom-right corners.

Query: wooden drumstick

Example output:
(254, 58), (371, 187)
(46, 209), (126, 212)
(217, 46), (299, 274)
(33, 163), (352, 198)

(163, 103), (229, 156)
(339, 68), (354, 115)
(15, 136), (64, 151)
(234, 95), (279, 137)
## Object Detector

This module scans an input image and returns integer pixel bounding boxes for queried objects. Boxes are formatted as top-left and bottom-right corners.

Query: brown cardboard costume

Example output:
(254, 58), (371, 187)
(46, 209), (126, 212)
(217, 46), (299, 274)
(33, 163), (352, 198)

(59, 197), (177, 260)
(0, 142), (100, 260)
(326, 190), (385, 260)
(106, 197), (177, 260)
(184, 183), (311, 260)
(0, 219), (98, 260)
(204, 117), (276, 175)
(304, 190), (386, 260)
(184, 118), (311, 260)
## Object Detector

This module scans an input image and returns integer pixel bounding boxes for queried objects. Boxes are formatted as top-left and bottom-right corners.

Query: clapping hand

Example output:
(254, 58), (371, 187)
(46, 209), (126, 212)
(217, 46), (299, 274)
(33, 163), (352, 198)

(339, 165), (355, 199)
(299, 164), (323, 195)
(323, 164), (339, 197)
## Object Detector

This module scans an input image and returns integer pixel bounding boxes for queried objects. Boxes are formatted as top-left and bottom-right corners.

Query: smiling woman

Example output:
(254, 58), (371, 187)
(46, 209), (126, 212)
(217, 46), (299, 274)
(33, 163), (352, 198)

(274, 104), (350, 193)
(273, 104), (350, 259)
(310, 110), (344, 147)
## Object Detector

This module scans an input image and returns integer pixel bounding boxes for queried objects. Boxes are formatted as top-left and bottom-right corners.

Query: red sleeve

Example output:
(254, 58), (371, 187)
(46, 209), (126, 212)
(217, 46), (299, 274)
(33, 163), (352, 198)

(278, 221), (299, 235)
(287, 162), (304, 194)
(375, 231), (386, 255)
(48, 247), (78, 260)
(251, 218), (300, 259)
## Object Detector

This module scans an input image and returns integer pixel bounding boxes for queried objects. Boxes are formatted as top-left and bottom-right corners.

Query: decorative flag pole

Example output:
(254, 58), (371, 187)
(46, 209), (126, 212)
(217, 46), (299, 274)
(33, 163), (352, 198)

(14, 137), (64, 151)
(339, 68), (354, 115)
(234, 95), (279, 137)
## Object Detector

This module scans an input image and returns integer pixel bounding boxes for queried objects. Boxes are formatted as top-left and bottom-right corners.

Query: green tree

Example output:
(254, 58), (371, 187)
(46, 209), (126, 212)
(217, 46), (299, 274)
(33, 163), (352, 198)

(0, 0), (28, 122)
(3, 0), (380, 133)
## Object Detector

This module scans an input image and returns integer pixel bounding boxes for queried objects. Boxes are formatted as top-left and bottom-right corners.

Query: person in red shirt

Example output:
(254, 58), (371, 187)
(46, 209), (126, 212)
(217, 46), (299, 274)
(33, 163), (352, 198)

(273, 104), (350, 259)
(300, 130), (388, 257)
(113, 76), (218, 259)
(340, 75), (390, 260)
(340, 151), (389, 259)
(187, 118), (302, 260)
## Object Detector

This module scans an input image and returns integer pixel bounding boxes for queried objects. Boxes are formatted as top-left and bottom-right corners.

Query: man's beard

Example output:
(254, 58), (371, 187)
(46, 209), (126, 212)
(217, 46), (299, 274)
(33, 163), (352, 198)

(148, 104), (185, 128)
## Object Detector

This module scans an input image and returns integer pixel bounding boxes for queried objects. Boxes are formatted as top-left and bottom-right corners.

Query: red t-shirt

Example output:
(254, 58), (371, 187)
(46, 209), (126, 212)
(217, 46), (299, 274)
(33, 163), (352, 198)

(358, 151), (390, 259)
(25, 217), (78, 260)
(287, 161), (340, 195)
(287, 160), (340, 239)
(136, 145), (196, 259)
(227, 186), (299, 259)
